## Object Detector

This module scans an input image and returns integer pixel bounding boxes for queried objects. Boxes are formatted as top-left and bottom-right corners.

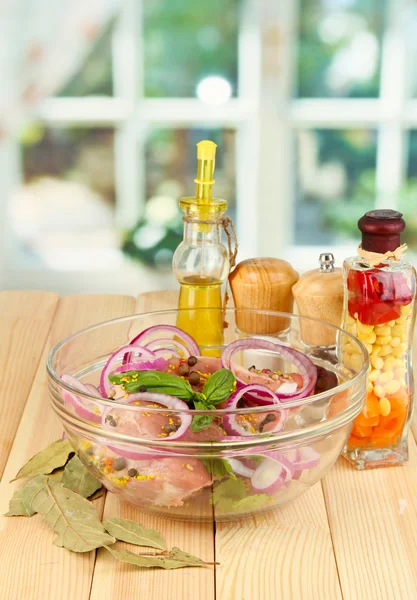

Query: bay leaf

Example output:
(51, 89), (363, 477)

(103, 518), (166, 550)
(88, 487), (105, 501)
(105, 546), (207, 570)
(5, 475), (46, 517)
(61, 456), (102, 499)
(12, 439), (74, 482)
(48, 468), (64, 483)
(31, 478), (115, 552)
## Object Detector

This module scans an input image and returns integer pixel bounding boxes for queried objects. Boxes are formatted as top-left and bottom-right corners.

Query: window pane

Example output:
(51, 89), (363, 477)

(122, 128), (236, 269)
(294, 128), (377, 244)
(297, 0), (386, 98)
(14, 126), (116, 268)
(402, 130), (417, 250)
(57, 24), (113, 97)
(144, 0), (239, 98)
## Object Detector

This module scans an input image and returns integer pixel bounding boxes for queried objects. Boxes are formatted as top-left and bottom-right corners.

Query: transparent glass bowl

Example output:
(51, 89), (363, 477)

(47, 308), (368, 521)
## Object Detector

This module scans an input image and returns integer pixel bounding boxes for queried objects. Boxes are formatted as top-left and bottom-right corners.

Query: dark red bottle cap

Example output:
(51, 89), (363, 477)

(358, 209), (405, 253)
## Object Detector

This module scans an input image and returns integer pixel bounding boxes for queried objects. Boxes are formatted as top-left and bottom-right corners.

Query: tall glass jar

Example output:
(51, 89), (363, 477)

(342, 210), (416, 469)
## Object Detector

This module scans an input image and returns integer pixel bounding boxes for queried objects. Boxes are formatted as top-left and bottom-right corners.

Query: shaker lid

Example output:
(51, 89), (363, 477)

(358, 209), (405, 253)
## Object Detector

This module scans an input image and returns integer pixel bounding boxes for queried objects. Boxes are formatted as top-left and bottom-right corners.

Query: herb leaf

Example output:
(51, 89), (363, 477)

(105, 546), (208, 570)
(111, 371), (195, 401)
(5, 475), (47, 517)
(232, 494), (271, 511)
(202, 369), (236, 405)
(191, 414), (213, 433)
(61, 456), (102, 499)
(11, 439), (74, 482)
(201, 458), (236, 481)
(103, 518), (166, 550)
(31, 479), (115, 552)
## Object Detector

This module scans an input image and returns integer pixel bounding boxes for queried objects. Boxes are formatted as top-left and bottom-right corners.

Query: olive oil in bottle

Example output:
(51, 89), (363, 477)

(173, 141), (230, 352)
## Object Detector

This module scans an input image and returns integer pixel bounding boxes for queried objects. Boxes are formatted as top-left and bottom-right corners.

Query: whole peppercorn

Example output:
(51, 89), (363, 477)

(178, 363), (190, 376)
(127, 468), (138, 478)
(189, 372), (200, 386)
(187, 356), (198, 367)
(113, 457), (127, 471)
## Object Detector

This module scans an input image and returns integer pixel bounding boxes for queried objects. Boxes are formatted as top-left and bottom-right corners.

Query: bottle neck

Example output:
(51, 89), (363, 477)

(183, 219), (221, 245)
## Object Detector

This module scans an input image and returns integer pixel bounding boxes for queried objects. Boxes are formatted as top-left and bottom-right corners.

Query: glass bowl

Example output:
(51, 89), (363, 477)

(47, 308), (368, 521)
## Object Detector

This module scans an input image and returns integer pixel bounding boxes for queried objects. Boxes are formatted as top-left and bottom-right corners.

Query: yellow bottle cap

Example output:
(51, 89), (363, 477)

(197, 140), (217, 160)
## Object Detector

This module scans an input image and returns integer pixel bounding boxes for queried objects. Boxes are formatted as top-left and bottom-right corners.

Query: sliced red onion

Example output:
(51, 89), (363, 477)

(100, 345), (156, 397)
(151, 347), (182, 359)
(221, 339), (317, 401)
(84, 383), (103, 397)
(291, 446), (320, 470)
(223, 385), (286, 437)
(226, 458), (255, 478)
(102, 392), (192, 447)
(145, 337), (191, 358)
(251, 452), (294, 494)
(61, 374), (102, 424)
(113, 357), (168, 375)
(129, 325), (200, 357)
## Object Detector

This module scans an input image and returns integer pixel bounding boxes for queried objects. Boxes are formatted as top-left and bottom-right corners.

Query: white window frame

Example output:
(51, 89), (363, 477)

(4, 0), (417, 292)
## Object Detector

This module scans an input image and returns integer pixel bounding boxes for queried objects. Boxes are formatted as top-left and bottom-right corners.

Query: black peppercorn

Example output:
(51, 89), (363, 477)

(139, 385), (147, 393)
(127, 468), (138, 477)
(113, 457), (127, 471)
(189, 372), (200, 386)
(178, 363), (190, 376)
(187, 356), (198, 367)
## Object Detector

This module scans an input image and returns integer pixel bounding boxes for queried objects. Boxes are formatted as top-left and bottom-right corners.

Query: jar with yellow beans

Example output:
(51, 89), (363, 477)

(341, 210), (416, 469)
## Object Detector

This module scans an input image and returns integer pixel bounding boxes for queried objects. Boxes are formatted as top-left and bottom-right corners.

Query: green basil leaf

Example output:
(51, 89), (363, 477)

(201, 458), (236, 481)
(190, 414), (213, 433)
(118, 371), (195, 401)
(203, 369), (236, 405)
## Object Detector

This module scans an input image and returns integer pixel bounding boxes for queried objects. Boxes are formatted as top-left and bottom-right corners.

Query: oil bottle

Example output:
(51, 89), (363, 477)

(172, 140), (231, 351)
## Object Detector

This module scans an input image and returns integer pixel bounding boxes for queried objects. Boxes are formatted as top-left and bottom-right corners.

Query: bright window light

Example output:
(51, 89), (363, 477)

(196, 76), (232, 106)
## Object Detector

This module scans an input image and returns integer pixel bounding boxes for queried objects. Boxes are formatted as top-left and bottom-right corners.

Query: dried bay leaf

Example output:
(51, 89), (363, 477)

(105, 546), (208, 570)
(103, 518), (166, 550)
(61, 455), (102, 498)
(88, 487), (105, 501)
(12, 439), (74, 482)
(5, 475), (46, 517)
(31, 479), (115, 552)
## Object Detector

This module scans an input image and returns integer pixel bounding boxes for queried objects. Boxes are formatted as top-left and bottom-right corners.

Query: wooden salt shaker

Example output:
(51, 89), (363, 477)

(229, 258), (299, 334)
(292, 253), (343, 346)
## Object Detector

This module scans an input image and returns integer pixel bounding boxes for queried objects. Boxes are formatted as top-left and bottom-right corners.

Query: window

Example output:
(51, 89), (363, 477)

(5, 0), (417, 293)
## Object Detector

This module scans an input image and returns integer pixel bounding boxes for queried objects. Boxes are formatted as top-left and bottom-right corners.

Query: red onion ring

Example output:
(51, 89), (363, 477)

(151, 347), (182, 359)
(84, 383), (103, 397)
(112, 357), (168, 375)
(221, 339), (317, 401)
(61, 374), (102, 424)
(250, 451), (294, 494)
(223, 385), (286, 437)
(129, 325), (200, 358)
(145, 337), (192, 358)
(100, 345), (155, 397)
(226, 458), (255, 478)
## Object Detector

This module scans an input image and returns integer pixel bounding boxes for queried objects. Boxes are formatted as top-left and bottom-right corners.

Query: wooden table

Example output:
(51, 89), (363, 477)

(1, 290), (417, 600)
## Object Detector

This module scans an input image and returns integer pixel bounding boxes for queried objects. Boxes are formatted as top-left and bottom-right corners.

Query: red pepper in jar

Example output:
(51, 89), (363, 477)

(347, 267), (412, 325)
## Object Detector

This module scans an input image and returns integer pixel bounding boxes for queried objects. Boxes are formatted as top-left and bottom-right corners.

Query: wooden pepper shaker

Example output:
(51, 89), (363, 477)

(229, 258), (299, 334)
(292, 253), (343, 346)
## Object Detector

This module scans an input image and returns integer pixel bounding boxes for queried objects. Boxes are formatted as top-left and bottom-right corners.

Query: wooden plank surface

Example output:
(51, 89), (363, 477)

(323, 440), (417, 600)
(0, 294), (135, 600)
(90, 291), (216, 600)
(0, 291), (59, 477)
(1, 290), (417, 600)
